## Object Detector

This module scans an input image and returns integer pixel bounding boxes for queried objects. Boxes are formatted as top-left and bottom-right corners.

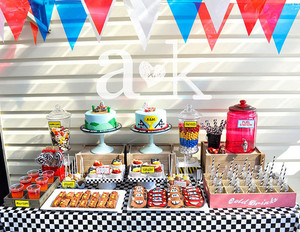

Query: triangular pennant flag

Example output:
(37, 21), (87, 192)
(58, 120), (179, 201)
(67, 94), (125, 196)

(124, 0), (161, 50)
(0, 0), (30, 41)
(28, 0), (55, 41)
(204, 0), (230, 33)
(197, 3), (233, 50)
(81, 0), (115, 42)
(259, 0), (285, 43)
(0, 9), (5, 43)
(237, 0), (266, 35)
(273, 4), (300, 54)
(167, 0), (202, 43)
(55, 0), (87, 50)
(30, 22), (38, 45)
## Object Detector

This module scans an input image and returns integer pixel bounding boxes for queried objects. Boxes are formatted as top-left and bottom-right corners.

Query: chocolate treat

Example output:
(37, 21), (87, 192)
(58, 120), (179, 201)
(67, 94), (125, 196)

(106, 199), (117, 209)
(168, 192), (184, 208)
(51, 197), (62, 207)
(69, 198), (80, 208)
(78, 199), (89, 208)
(60, 199), (71, 208)
(66, 192), (75, 199)
(82, 190), (91, 200)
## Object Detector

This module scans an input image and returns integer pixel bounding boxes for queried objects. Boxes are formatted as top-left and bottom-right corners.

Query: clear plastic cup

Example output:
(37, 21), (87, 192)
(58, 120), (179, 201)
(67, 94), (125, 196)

(27, 184), (41, 199)
(27, 169), (40, 183)
(10, 184), (24, 199)
(36, 177), (48, 191)
(42, 170), (55, 183)
(19, 176), (32, 190)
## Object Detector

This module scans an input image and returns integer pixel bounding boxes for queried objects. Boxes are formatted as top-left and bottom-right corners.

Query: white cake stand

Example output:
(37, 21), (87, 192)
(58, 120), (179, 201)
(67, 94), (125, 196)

(80, 123), (122, 154)
(130, 124), (172, 154)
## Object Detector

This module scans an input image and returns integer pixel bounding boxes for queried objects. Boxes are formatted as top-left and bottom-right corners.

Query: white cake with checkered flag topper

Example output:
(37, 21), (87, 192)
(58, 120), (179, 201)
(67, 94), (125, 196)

(134, 103), (168, 131)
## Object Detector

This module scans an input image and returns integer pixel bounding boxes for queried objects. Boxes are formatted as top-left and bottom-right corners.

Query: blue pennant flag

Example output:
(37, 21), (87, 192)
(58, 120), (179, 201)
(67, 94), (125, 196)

(167, 0), (202, 43)
(55, 0), (87, 50)
(28, 0), (55, 41)
(273, 4), (300, 54)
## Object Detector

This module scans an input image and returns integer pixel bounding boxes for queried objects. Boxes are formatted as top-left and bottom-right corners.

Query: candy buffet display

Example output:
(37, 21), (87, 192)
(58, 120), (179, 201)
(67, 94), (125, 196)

(41, 189), (126, 212)
(128, 185), (206, 211)
(226, 100), (257, 153)
(128, 159), (165, 179)
(46, 105), (71, 151)
(204, 157), (296, 208)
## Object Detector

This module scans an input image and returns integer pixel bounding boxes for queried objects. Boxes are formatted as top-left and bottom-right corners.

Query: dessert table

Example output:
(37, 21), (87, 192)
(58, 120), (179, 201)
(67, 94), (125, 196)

(0, 180), (299, 232)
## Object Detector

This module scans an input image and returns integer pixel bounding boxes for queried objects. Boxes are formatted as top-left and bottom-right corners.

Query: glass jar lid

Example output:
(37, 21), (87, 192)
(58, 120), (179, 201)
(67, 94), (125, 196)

(179, 104), (201, 120)
(229, 100), (256, 112)
(46, 105), (71, 120)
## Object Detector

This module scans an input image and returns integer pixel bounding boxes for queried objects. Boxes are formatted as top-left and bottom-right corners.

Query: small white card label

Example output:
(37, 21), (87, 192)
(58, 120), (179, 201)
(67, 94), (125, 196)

(96, 165), (111, 175)
(237, 120), (255, 128)
(174, 180), (187, 188)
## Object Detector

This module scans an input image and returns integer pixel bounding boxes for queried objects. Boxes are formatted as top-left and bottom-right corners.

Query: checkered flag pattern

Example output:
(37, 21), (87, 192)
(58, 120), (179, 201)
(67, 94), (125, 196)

(0, 178), (299, 232)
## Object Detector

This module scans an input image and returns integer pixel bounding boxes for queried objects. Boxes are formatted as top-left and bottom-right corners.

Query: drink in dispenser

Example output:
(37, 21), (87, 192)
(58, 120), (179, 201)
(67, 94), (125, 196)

(226, 100), (257, 153)
(179, 105), (201, 154)
(46, 105), (71, 152)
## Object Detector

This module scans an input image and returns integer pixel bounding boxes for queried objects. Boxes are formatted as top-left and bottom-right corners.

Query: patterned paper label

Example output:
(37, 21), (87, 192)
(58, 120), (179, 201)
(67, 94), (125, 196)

(96, 166), (111, 175)
(15, 201), (29, 207)
(237, 120), (254, 128)
(62, 181), (75, 188)
(184, 121), (197, 127)
(48, 121), (61, 128)
(141, 166), (155, 174)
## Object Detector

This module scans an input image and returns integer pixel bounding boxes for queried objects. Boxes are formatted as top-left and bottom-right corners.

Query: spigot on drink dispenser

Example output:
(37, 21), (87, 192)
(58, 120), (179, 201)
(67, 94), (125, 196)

(178, 105), (201, 155)
(226, 100), (257, 153)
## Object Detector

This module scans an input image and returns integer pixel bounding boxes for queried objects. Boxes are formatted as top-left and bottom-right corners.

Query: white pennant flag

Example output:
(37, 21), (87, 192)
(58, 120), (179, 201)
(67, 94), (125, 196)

(124, 0), (161, 50)
(0, 9), (4, 43)
(204, 0), (230, 32)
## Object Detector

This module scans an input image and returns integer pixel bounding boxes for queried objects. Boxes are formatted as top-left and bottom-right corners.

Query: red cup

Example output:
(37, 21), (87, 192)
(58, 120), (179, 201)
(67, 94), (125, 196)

(27, 170), (40, 183)
(42, 170), (54, 183)
(10, 184), (24, 199)
(27, 184), (41, 199)
(19, 176), (32, 190)
(36, 177), (48, 191)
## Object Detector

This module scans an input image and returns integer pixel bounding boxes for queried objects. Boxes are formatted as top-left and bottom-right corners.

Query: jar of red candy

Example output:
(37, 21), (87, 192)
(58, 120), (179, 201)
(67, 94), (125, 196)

(178, 105), (201, 154)
(226, 100), (257, 153)
(46, 105), (71, 151)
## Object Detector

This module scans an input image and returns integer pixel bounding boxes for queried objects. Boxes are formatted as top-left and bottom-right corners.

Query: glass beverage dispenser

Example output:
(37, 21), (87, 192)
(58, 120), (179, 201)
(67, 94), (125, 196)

(46, 105), (71, 152)
(226, 100), (257, 153)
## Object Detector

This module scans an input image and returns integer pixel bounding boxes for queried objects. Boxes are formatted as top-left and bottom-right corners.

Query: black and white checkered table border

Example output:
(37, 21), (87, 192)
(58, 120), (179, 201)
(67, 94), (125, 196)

(1, 179), (299, 232)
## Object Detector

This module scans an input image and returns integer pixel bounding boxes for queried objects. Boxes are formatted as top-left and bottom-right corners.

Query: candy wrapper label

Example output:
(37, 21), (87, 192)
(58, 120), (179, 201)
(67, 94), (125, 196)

(48, 121), (61, 128)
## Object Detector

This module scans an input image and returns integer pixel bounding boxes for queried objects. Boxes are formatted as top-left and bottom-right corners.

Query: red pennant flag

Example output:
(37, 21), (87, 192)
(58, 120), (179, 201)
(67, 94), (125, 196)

(82, 0), (114, 40)
(0, 0), (30, 41)
(237, 0), (266, 36)
(30, 22), (38, 45)
(198, 3), (233, 51)
(259, 0), (286, 43)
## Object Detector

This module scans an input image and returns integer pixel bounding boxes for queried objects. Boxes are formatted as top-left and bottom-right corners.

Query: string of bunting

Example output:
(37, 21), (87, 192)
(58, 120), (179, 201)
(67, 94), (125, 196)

(0, 0), (299, 53)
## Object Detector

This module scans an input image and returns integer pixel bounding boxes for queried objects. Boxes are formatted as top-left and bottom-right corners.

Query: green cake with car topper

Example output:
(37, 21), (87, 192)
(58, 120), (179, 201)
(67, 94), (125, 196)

(85, 101), (118, 131)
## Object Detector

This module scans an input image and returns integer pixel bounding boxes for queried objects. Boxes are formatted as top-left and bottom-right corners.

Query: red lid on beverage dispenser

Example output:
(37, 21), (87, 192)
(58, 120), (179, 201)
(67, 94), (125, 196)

(229, 100), (256, 112)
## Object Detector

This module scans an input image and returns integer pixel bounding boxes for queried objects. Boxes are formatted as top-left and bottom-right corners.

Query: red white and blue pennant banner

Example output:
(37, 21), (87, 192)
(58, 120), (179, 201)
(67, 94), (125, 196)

(0, 0), (299, 53)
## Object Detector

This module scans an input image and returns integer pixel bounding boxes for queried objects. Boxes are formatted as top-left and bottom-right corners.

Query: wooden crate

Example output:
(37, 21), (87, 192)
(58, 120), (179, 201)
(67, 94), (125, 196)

(127, 144), (176, 175)
(201, 141), (265, 173)
(76, 145), (125, 174)
(4, 177), (60, 208)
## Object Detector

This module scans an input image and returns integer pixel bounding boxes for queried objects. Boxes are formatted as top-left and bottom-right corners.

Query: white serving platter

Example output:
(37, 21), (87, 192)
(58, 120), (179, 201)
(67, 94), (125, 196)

(41, 189), (126, 213)
(126, 190), (209, 212)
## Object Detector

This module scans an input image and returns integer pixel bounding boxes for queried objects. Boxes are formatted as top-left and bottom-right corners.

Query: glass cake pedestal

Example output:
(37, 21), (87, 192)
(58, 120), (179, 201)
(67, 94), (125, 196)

(130, 124), (172, 154)
(80, 123), (122, 154)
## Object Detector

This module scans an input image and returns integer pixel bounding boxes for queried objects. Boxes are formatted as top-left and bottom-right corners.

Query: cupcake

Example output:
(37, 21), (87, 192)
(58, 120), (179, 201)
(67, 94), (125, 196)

(132, 159), (143, 165)
(93, 160), (103, 168)
(111, 159), (122, 168)
(175, 174), (182, 181)
(111, 168), (122, 179)
(131, 165), (141, 177)
(151, 159), (160, 166)
(89, 170), (97, 178)
(152, 165), (163, 177)
(168, 175), (174, 185)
